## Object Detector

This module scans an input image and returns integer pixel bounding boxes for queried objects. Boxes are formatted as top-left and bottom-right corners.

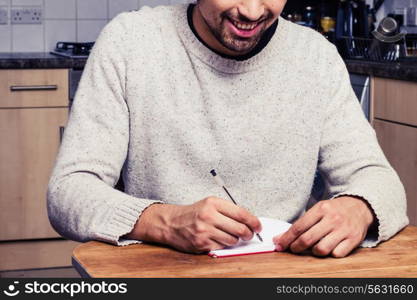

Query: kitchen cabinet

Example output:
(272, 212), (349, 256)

(371, 77), (417, 226)
(373, 78), (417, 127)
(0, 69), (78, 271)
(0, 108), (67, 240)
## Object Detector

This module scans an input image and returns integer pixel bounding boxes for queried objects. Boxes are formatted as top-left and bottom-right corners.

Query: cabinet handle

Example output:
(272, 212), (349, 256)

(10, 85), (58, 92)
(59, 126), (65, 143)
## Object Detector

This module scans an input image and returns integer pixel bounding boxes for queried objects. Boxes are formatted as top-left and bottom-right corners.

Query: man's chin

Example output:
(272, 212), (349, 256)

(223, 43), (258, 55)
(218, 38), (254, 54)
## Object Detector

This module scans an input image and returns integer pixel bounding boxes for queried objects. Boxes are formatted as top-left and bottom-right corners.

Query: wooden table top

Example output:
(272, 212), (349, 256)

(72, 226), (417, 278)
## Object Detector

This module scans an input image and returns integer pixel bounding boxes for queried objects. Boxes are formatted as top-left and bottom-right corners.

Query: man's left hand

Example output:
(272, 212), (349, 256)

(273, 196), (375, 258)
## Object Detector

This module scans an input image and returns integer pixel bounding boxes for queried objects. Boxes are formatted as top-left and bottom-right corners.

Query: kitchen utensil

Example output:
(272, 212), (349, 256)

(371, 17), (406, 43)
(368, 17), (407, 61)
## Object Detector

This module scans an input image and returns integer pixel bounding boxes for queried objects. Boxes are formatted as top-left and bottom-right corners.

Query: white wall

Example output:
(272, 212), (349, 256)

(0, 0), (192, 52)
(374, 0), (417, 33)
(375, 0), (417, 24)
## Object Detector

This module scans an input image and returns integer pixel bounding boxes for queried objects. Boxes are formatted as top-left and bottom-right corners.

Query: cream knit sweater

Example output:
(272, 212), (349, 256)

(47, 4), (408, 247)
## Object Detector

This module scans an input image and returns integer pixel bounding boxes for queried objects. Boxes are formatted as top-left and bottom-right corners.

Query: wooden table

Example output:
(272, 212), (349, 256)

(72, 226), (417, 278)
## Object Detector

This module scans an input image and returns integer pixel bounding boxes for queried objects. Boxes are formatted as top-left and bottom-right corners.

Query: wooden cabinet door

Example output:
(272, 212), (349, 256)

(0, 107), (68, 240)
(374, 119), (417, 226)
(373, 77), (417, 127)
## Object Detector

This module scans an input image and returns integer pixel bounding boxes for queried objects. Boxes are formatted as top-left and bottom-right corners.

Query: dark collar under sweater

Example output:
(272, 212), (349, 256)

(175, 4), (289, 74)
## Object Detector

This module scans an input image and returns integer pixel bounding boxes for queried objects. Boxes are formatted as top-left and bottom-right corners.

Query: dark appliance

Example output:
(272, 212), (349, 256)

(50, 42), (95, 102)
(50, 42), (95, 58)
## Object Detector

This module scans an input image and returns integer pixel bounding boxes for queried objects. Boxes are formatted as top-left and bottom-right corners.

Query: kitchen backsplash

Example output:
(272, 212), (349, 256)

(0, 0), (192, 52)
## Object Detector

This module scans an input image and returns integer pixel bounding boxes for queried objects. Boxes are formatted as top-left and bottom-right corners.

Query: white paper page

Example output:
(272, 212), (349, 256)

(209, 217), (292, 258)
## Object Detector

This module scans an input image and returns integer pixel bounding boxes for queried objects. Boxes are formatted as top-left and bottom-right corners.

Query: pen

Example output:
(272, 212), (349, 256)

(210, 169), (263, 242)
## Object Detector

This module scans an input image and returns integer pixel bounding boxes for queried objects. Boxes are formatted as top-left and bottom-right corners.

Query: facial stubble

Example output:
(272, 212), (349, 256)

(205, 11), (272, 54)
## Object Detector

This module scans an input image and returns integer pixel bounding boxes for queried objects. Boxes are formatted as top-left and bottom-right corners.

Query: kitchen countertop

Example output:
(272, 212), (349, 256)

(1, 52), (417, 82)
(345, 59), (417, 82)
(0, 52), (87, 70)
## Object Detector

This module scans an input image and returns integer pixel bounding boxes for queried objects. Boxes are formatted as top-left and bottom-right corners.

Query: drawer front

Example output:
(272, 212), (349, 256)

(0, 69), (69, 108)
(374, 119), (417, 226)
(373, 77), (417, 127)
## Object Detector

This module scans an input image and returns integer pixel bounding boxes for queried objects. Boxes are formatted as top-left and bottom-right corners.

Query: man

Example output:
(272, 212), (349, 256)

(48, 0), (408, 258)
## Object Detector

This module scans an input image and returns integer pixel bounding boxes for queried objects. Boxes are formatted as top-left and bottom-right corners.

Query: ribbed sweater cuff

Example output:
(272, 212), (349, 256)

(93, 198), (163, 246)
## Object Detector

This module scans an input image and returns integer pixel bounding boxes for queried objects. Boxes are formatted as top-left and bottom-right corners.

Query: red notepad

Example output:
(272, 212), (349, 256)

(208, 217), (291, 258)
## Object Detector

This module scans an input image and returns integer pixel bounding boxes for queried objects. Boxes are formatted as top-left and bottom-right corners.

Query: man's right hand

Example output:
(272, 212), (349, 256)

(125, 197), (262, 253)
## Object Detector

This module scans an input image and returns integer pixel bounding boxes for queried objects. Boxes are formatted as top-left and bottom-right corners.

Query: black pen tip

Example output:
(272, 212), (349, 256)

(257, 233), (263, 242)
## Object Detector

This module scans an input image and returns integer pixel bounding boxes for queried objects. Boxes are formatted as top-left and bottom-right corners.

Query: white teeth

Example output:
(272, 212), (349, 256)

(232, 20), (257, 30)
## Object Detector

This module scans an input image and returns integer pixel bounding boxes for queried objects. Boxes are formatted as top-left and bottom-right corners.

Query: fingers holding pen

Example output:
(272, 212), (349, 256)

(213, 212), (254, 241)
(162, 195), (265, 253)
(200, 197), (262, 240)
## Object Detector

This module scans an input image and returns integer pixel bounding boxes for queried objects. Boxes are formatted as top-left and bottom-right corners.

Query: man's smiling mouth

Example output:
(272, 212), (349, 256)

(225, 17), (265, 38)
(230, 19), (260, 30)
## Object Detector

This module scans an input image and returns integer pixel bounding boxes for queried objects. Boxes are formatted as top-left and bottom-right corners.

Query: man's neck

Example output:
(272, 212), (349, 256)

(187, 4), (278, 61)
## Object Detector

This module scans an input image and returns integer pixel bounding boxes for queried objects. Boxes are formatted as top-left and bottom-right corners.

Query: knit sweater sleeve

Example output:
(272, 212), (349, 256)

(47, 14), (162, 246)
(318, 45), (409, 247)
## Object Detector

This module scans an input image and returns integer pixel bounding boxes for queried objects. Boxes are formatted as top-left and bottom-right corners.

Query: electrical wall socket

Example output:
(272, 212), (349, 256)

(0, 7), (7, 25)
(11, 6), (42, 24)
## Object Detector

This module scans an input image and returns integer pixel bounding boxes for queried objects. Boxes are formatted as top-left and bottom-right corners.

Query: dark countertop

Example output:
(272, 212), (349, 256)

(345, 59), (417, 82)
(1, 52), (417, 82)
(0, 52), (87, 70)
